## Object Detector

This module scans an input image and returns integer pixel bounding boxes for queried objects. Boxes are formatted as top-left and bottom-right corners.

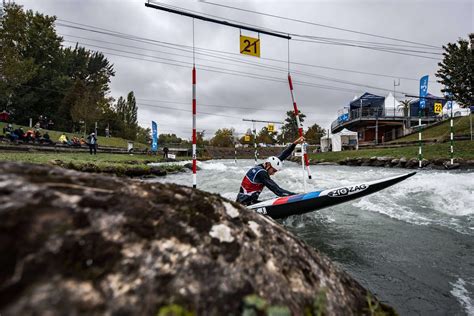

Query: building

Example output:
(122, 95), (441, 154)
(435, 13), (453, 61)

(331, 92), (445, 144)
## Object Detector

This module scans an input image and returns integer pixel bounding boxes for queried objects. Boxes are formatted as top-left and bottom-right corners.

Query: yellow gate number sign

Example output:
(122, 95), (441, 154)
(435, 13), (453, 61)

(267, 123), (274, 132)
(434, 102), (443, 114)
(244, 135), (250, 142)
(240, 35), (260, 57)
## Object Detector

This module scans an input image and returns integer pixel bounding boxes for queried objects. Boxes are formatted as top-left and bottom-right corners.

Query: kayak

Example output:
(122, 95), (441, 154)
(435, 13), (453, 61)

(248, 172), (416, 219)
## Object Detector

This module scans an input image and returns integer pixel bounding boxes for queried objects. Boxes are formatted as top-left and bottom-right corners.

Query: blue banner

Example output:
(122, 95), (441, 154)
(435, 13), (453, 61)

(338, 113), (349, 123)
(151, 121), (158, 152)
(419, 75), (429, 109)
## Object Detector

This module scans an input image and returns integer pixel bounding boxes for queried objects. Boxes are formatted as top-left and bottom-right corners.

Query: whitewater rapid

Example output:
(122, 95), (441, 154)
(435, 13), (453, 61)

(151, 159), (474, 236)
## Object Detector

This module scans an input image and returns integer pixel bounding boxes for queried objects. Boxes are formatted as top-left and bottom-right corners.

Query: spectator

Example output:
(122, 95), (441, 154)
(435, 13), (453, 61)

(87, 132), (97, 155)
(58, 133), (69, 145)
(3, 123), (13, 134)
(163, 146), (169, 159)
(47, 119), (54, 130)
(3, 124), (18, 142)
(42, 132), (53, 145)
(34, 129), (42, 142)
(25, 130), (35, 143)
(80, 137), (86, 146)
(14, 128), (25, 141)
(105, 127), (110, 138)
(71, 136), (81, 147)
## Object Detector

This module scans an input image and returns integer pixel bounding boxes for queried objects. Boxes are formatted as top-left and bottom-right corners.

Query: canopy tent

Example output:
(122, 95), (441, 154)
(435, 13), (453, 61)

(320, 135), (331, 152)
(331, 128), (358, 152)
(409, 93), (445, 116)
(350, 92), (385, 110)
(383, 92), (404, 117)
(442, 100), (471, 117)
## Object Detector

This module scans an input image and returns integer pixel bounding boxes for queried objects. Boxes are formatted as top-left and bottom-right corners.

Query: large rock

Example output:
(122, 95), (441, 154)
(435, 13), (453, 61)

(0, 162), (394, 315)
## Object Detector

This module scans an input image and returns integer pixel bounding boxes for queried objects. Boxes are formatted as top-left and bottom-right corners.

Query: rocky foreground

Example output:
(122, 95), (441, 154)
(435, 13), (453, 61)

(0, 162), (395, 315)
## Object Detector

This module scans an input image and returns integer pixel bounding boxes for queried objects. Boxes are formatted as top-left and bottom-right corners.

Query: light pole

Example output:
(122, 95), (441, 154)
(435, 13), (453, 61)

(394, 79), (400, 117)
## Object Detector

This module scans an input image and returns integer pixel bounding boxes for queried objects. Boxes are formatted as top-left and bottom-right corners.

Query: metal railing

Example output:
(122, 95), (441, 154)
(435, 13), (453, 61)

(331, 108), (437, 131)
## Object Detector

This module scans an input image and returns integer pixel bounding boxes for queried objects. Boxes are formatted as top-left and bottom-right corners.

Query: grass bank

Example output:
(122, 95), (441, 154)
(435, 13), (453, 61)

(309, 140), (474, 163)
(390, 116), (472, 142)
(0, 152), (186, 177)
(0, 122), (148, 149)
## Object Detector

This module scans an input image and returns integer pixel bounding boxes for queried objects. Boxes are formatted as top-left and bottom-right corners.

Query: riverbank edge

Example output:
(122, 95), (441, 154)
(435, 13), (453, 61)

(50, 159), (190, 177)
(301, 156), (474, 170)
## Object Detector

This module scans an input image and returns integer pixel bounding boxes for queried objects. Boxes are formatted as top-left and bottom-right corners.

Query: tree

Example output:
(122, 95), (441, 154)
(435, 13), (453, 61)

(398, 100), (412, 129)
(136, 126), (151, 144)
(69, 80), (101, 133)
(0, 4), (115, 130)
(0, 3), (62, 122)
(278, 110), (306, 144)
(115, 91), (138, 139)
(158, 133), (183, 145)
(304, 123), (325, 144)
(436, 34), (474, 107)
(196, 131), (208, 147)
(256, 127), (277, 144)
(210, 128), (234, 147)
(0, 4), (37, 110)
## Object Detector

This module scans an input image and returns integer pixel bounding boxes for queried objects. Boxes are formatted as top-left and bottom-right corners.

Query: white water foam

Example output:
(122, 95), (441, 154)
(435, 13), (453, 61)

(150, 159), (473, 235)
(351, 170), (474, 235)
(450, 278), (474, 316)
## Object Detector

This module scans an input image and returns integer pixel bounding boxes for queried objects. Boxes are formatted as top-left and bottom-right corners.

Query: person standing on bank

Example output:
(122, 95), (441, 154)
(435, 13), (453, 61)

(236, 136), (305, 206)
(87, 132), (97, 155)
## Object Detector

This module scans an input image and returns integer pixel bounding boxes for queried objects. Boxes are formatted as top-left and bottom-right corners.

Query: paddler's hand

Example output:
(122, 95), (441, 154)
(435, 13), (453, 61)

(293, 136), (305, 144)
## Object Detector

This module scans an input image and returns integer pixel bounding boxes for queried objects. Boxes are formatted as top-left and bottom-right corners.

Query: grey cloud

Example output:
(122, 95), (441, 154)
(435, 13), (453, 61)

(18, 0), (473, 139)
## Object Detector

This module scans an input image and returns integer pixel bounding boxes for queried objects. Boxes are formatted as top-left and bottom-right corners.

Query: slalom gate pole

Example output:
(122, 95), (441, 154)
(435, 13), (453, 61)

(192, 19), (197, 188)
(288, 73), (312, 180)
(300, 145), (307, 192)
(253, 121), (258, 164)
(234, 143), (237, 164)
(192, 66), (197, 188)
(450, 99), (454, 165)
(418, 108), (422, 168)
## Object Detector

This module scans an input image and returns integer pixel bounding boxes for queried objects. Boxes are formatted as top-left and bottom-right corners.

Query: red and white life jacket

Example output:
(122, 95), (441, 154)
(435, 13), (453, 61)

(239, 165), (266, 196)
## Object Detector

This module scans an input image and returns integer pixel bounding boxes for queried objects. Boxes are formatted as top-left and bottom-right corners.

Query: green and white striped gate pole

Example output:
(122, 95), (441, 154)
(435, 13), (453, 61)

(418, 108), (423, 168)
(449, 98), (454, 165)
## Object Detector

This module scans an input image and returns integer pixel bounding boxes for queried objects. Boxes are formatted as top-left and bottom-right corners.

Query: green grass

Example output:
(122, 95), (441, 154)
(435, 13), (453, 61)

(0, 151), (186, 175)
(0, 122), (148, 149)
(0, 152), (158, 164)
(391, 116), (472, 142)
(309, 140), (474, 162)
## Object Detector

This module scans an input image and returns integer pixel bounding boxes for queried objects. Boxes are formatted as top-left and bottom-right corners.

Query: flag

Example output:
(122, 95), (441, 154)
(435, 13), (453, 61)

(151, 121), (158, 152)
(419, 75), (429, 109)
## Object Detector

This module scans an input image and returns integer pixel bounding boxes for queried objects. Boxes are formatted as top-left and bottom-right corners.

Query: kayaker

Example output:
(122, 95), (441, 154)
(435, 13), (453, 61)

(236, 136), (305, 206)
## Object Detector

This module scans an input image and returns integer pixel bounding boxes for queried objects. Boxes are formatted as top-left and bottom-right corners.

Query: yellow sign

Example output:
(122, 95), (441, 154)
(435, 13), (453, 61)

(244, 135), (250, 142)
(434, 102), (443, 114)
(267, 123), (274, 132)
(240, 35), (260, 57)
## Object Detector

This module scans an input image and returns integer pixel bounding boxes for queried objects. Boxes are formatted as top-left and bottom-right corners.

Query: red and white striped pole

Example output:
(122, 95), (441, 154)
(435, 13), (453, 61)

(192, 66), (197, 188)
(191, 20), (197, 188)
(288, 73), (312, 180)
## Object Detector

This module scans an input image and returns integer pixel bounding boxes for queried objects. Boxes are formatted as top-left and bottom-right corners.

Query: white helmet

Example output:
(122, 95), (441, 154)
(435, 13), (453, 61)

(265, 156), (283, 171)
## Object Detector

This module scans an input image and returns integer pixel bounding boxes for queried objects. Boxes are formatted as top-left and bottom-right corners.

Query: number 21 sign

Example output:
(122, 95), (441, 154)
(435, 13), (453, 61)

(240, 35), (260, 57)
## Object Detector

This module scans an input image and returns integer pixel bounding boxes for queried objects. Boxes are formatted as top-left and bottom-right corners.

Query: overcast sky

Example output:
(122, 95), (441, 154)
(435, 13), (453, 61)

(15, 0), (473, 139)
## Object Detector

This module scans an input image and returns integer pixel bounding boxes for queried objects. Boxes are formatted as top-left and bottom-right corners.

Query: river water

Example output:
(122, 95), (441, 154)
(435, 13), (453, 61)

(149, 159), (474, 315)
